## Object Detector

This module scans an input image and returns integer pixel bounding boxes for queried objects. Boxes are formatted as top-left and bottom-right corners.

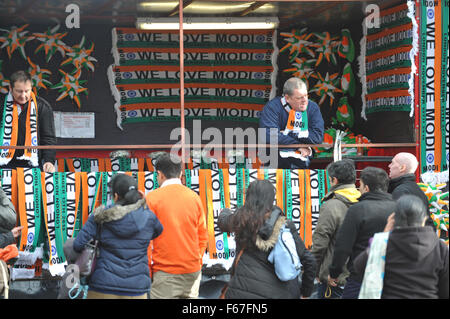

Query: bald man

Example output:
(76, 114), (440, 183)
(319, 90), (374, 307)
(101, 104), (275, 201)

(388, 152), (435, 229)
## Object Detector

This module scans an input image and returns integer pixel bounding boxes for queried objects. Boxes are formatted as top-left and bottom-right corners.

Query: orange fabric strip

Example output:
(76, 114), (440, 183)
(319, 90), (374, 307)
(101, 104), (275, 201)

(365, 45), (412, 62)
(365, 67), (412, 81)
(298, 170), (306, 240)
(81, 172), (89, 226)
(366, 22), (412, 42)
(16, 168), (28, 251)
(304, 170), (313, 249)
(276, 169), (284, 212)
(114, 65), (273, 72)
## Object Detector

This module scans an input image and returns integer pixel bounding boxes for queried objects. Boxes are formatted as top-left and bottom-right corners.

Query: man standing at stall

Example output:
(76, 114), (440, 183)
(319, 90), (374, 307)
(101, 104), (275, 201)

(146, 152), (208, 299)
(0, 70), (56, 172)
(259, 77), (324, 168)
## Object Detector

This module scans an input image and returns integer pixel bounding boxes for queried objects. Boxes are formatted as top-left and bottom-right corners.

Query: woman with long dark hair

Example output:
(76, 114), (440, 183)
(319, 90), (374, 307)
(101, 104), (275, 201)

(354, 194), (448, 299)
(73, 173), (163, 299)
(218, 179), (316, 299)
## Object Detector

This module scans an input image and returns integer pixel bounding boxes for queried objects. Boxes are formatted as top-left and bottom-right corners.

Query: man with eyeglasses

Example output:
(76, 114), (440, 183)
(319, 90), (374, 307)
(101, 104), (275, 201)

(259, 77), (324, 168)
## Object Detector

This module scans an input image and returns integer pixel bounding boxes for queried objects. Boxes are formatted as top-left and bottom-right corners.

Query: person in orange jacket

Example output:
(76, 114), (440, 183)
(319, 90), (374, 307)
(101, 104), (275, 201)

(146, 152), (208, 299)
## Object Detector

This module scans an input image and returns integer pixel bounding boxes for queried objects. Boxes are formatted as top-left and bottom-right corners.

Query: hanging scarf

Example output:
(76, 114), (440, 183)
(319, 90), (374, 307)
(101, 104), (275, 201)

(358, 232), (390, 299)
(0, 92), (39, 167)
(281, 97), (309, 138)
(41, 172), (67, 276)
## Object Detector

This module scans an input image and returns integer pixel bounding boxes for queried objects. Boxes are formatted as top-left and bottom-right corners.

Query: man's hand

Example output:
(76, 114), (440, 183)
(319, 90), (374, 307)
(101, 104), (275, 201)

(43, 162), (55, 173)
(11, 226), (23, 239)
(298, 147), (312, 157)
(327, 275), (338, 287)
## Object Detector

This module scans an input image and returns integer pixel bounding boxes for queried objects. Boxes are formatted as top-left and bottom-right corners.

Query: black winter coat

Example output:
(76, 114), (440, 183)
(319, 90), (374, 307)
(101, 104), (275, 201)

(388, 173), (435, 229)
(354, 226), (449, 299)
(0, 94), (56, 168)
(218, 209), (316, 299)
(329, 191), (396, 281)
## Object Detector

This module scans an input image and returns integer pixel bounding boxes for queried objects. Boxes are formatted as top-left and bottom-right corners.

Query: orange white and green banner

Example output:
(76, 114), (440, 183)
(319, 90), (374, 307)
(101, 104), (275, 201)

(108, 28), (278, 128)
(420, 0), (449, 173)
(359, 1), (418, 118)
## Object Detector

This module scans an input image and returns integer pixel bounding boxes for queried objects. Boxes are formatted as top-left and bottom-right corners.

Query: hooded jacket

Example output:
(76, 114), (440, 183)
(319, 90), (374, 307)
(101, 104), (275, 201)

(73, 199), (163, 296)
(329, 191), (396, 281)
(311, 184), (360, 285)
(353, 226), (449, 299)
(218, 209), (316, 299)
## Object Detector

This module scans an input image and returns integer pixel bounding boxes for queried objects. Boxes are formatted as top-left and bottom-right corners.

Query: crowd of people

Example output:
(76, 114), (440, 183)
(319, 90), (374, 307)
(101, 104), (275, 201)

(0, 69), (447, 300)
(1, 149), (448, 299)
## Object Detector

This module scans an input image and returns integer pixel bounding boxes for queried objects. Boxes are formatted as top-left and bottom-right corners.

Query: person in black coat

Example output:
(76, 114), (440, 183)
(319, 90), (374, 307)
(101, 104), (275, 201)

(354, 195), (448, 299)
(328, 167), (396, 299)
(218, 179), (316, 299)
(0, 71), (56, 172)
(387, 152), (435, 229)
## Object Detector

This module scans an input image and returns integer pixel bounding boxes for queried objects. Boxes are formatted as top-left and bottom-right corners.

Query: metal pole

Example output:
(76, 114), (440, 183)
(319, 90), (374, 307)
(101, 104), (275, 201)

(179, 0), (186, 166)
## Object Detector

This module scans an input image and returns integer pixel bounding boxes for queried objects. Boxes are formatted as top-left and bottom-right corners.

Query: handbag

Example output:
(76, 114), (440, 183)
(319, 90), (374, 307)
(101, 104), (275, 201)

(75, 223), (102, 279)
(268, 223), (302, 281)
(219, 248), (244, 299)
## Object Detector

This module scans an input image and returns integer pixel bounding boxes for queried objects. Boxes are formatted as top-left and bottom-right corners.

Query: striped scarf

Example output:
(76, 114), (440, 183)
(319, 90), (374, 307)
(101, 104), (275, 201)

(0, 91), (39, 167)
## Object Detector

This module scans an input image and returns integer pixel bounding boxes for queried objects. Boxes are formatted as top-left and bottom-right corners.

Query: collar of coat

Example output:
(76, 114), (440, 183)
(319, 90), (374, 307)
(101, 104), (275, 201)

(255, 216), (286, 252)
(93, 199), (147, 224)
(388, 173), (416, 192)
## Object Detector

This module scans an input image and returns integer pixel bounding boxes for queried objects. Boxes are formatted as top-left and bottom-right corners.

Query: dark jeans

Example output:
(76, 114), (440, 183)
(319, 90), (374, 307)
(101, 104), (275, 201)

(342, 277), (362, 299)
(317, 282), (344, 299)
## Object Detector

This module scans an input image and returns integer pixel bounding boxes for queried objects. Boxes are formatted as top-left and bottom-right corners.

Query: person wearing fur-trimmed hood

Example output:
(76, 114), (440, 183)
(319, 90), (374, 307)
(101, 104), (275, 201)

(218, 179), (316, 299)
(73, 174), (163, 299)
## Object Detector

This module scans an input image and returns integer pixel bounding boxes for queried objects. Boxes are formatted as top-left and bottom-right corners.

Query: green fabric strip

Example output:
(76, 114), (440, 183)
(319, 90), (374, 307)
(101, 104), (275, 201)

(60, 172), (68, 243)
(117, 41), (273, 50)
(285, 170), (292, 220)
(119, 158), (131, 172)
(365, 104), (411, 114)
(185, 169), (192, 189)
(101, 172), (109, 206)
(366, 39), (413, 56)
(236, 168), (244, 208)
(53, 172), (65, 261)
(32, 168), (43, 252)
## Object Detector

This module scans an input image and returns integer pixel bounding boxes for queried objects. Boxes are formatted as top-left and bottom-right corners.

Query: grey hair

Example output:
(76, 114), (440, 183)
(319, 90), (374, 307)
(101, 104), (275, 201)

(283, 77), (307, 96)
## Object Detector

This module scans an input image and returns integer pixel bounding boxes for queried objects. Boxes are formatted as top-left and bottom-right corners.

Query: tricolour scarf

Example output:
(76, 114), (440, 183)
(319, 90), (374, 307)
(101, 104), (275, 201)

(0, 92), (39, 167)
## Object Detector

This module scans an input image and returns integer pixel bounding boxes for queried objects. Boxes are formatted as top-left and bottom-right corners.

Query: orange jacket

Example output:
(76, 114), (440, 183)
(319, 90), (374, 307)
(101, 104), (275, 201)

(146, 183), (208, 275)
